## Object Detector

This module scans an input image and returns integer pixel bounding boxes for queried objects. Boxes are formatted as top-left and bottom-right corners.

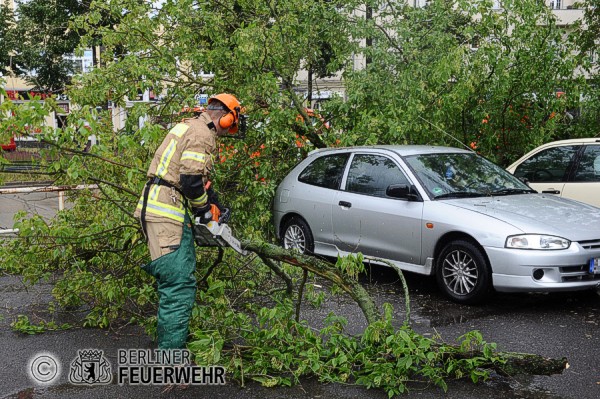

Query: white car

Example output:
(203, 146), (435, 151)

(507, 138), (600, 208)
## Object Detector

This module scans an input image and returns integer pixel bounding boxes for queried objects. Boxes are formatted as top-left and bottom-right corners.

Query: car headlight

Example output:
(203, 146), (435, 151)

(505, 234), (570, 250)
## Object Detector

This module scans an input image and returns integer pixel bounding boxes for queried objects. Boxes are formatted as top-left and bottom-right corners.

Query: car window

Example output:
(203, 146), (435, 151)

(345, 154), (409, 198)
(405, 152), (530, 199)
(298, 153), (349, 189)
(573, 145), (600, 182)
(513, 145), (578, 182)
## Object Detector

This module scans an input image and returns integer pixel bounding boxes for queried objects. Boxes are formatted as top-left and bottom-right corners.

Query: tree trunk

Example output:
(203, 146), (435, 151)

(452, 350), (569, 377)
(500, 352), (568, 376)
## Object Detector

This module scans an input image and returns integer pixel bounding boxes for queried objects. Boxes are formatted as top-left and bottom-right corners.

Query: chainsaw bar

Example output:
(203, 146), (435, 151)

(193, 218), (248, 256)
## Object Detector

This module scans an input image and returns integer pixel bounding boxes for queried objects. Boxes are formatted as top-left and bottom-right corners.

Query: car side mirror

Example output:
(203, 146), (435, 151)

(386, 184), (420, 201)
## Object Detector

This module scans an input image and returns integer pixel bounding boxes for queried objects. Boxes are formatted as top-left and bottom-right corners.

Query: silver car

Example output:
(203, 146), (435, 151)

(273, 146), (600, 304)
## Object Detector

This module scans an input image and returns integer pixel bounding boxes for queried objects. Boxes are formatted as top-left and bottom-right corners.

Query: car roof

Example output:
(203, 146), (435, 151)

(505, 137), (600, 172)
(308, 145), (474, 157)
(531, 137), (600, 147)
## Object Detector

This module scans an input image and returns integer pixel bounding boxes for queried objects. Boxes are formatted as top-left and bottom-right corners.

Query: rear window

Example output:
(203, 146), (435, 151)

(298, 153), (349, 189)
(573, 145), (600, 182)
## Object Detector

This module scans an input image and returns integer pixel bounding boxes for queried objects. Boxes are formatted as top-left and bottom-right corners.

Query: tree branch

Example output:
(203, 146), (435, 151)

(242, 240), (379, 325)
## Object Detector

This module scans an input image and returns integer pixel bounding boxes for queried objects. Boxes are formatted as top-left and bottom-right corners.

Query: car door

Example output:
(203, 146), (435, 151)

(293, 152), (350, 246)
(331, 153), (423, 265)
(511, 145), (579, 197)
(562, 144), (600, 207)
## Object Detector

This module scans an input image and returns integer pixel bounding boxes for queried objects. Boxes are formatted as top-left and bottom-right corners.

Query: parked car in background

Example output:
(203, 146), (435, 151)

(273, 145), (600, 304)
(507, 138), (600, 208)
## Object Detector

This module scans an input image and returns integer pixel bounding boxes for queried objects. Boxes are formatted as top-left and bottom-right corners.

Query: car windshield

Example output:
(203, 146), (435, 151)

(404, 152), (535, 200)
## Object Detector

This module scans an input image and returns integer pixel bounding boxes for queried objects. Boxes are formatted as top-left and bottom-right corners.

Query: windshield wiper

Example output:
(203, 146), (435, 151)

(490, 188), (537, 196)
(434, 191), (486, 199)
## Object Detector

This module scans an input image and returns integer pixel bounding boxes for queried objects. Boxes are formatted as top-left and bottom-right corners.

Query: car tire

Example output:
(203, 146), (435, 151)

(436, 240), (492, 304)
(281, 217), (314, 255)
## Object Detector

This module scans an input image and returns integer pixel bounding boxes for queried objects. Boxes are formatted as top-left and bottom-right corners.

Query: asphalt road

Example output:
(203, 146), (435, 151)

(1, 192), (599, 398)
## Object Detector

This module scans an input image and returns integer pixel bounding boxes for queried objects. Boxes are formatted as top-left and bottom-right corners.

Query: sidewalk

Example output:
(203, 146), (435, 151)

(0, 191), (62, 231)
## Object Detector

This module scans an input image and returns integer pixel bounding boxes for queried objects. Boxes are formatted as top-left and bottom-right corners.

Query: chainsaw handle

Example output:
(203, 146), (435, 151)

(218, 208), (231, 224)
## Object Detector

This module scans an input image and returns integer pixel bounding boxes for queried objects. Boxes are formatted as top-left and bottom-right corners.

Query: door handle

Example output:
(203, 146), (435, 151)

(338, 201), (352, 208)
(542, 190), (560, 194)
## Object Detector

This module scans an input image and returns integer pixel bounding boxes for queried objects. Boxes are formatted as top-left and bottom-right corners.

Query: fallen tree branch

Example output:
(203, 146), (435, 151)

(199, 247), (224, 287)
(241, 240), (380, 325)
(501, 352), (569, 376)
(295, 269), (308, 323)
(454, 350), (569, 377)
(239, 240), (569, 377)
(257, 255), (294, 296)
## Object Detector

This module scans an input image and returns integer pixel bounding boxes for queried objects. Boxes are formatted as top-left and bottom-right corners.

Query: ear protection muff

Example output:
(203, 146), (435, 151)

(218, 106), (241, 133)
(218, 110), (236, 129)
(209, 94), (242, 133)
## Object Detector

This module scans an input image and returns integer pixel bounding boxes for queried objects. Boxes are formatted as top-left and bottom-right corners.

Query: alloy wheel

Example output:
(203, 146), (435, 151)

(283, 225), (306, 253)
(441, 249), (479, 296)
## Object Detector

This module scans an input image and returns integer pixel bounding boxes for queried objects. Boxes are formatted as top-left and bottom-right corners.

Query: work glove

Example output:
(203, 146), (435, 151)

(218, 207), (231, 224)
(194, 203), (213, 225)
(207, 187), (221, 209)
(207, 186), (231, 223)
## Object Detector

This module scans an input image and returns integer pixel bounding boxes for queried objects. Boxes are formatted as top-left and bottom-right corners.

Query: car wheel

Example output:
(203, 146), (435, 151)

(281, 217), (314, 254)
(436, 240), (492, 304)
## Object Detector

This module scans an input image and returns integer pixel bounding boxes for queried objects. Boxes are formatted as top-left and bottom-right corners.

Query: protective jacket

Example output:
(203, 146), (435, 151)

(134, 112), (217, 350)
(134, 112), (216, 224)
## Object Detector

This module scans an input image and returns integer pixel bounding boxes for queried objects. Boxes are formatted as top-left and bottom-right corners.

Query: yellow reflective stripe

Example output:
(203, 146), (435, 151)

(137, 198), (185, 222)
(150, 184), (161, 200)
(189, 192), (208, 207)
(156, 139), (177, 178)
(181, 151), (206, 163)
(170, 123), (189, 138)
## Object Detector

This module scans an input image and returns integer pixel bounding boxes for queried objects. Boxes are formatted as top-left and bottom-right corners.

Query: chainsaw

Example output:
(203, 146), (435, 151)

(193, 203), (248, 256)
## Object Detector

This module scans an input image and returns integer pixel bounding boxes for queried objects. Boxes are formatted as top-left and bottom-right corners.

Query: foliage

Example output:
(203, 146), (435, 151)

(0, 1), (87, 91)
(0, 0), (127, 91)
(574, 0), (600, 63)
(571, 0), (600, 136)
(11, 315), (72, 335)
(188, 301), (504, 397)
(0, 0), (586, 395)
(325, 0), (594, 166)
(0, 3), (17, 77)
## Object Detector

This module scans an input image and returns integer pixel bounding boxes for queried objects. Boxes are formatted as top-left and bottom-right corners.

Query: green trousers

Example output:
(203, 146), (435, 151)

(142, 213), (197, 349)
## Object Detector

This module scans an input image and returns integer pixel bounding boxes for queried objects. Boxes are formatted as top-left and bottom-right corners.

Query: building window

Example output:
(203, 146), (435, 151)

(66, 49), (94, 75)
(590, 49), (598, 65)
(550, 0), (562, 10)
(470, 35), (480, 51)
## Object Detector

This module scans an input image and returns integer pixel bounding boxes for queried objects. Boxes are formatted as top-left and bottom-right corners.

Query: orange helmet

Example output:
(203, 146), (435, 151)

(208, 93), (243, 134)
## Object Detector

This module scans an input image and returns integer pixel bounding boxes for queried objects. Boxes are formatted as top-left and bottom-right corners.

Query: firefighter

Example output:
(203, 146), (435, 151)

(134, 93), (244, 350)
